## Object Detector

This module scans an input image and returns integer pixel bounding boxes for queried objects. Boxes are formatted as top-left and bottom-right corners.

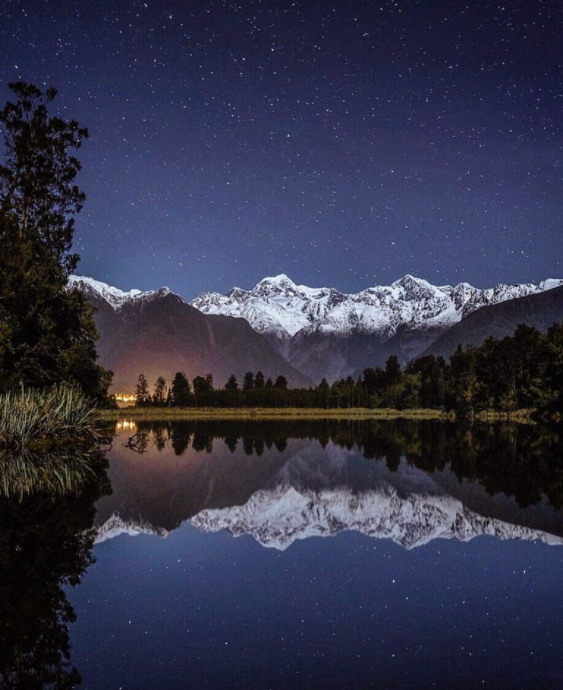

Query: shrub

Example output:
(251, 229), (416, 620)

(0, 385), (97, 449)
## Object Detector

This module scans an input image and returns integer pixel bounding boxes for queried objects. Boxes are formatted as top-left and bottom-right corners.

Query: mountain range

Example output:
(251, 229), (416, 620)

(193, 273), (563, 380)
(70, 273), (563, 388)
(193, 273), (562, 341)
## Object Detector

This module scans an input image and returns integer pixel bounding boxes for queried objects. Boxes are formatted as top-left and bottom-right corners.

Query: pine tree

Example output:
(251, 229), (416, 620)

(0, 83), (111, 401)
(385, 356), (402, 386)
(254, 371), (265, 389)
(243, 371), (254, 391)
(153, 376), (167, 406)
(224, 374), (239, 391)
(317, 378), (330, 408)
(274, 375), (288, 390)
(193, 376), (210, 395)
(135, 374), (150, 406)
(171, 372), (191, 407)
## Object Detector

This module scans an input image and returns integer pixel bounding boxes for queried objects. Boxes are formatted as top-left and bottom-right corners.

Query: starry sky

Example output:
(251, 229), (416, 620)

(1, 0), (562, 297)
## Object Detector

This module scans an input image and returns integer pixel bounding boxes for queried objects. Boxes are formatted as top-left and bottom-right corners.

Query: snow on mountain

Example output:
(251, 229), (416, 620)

(68, 275), (176, 310)
(192, 274), (563, 341)
(189, 483), (563, 550)
(70, 272), (563, 342)
(192, 274), (346, 339)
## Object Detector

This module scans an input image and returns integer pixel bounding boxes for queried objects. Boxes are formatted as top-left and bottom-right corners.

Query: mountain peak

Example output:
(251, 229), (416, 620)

(391, 274), (435, 290)
(69, 275), (179, 310)
(257, 273), (297, 288)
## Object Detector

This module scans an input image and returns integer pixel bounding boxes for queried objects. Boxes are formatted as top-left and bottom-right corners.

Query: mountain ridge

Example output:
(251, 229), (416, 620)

(70, 273), (563, 384)
(192, 273), (563, 341)
(425, 285), (563, 359)
(70, 277), (311, 391)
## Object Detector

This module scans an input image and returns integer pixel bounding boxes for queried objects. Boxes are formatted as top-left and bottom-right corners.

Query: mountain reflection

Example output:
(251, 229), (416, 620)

(0, 452), (109, 689)
(97, 419), (563, 549)
(1, 422), (562, 688)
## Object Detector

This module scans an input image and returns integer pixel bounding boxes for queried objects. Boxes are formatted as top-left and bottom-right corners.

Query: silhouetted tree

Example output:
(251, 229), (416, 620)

(131, 324), (563, 417)
(192, 376), (209, 395)
(254, 371), (265, 389)
(0, 82), (112, 401)
(385, 355), (402, 386)
(243, 371), (254, 391)
(153, 376), (167, 406)
(135, 374), (150, 406)
(171, 372), (191, 407)
(225, 374), (239, 391)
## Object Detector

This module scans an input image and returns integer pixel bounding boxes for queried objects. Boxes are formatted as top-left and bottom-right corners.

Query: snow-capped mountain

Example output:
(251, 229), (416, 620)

(69, 274), (311, 390)
(426, 283), (563, 359)
(96, 484), (563, 550)
(68, 275), (176, 310)
(95, 514), (167, 544)
(70, 272), (563, 384)
(191, 273), (563, 342)
(193, 274), (349, 340)
(187, 446), (563, 549)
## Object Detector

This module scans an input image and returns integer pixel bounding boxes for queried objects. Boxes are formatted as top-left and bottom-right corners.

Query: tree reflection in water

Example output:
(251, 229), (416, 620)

(2, 419), (563, 687)
(117, 419), (563, 511)
(0, 451), (109, 689)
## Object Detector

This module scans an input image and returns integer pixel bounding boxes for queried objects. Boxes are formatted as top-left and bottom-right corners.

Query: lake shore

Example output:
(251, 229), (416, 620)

(99, 406), (449, 420)
(97, 407), (535, 422)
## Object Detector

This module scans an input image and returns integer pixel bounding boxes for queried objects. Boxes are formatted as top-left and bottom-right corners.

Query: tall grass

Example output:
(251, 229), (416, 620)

(0, 449), (101, 498)
(0, 385), (98, 449)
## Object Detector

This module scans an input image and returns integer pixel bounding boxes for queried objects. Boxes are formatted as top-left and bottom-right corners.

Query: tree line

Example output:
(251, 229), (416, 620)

(135, 371), (292, 408)
(133, 322), (563, 418)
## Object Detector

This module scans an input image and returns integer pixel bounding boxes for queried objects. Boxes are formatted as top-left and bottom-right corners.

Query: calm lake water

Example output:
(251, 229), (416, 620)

(2, 419), (563, 689)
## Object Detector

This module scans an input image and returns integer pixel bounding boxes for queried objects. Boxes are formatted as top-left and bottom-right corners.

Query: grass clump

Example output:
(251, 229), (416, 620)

(0, 385), (98, 450)
(0, 449), (103, 498)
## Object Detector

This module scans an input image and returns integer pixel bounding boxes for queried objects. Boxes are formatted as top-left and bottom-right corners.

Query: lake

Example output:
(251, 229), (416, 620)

(1, 419), (563, 689)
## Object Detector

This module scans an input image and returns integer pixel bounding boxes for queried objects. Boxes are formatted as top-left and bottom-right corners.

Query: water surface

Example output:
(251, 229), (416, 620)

(2, 419), (563, 689)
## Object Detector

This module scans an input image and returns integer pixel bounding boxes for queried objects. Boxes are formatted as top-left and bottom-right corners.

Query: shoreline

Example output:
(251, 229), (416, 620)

(99, 407), (449, 420)
(97, 407), (534, 422)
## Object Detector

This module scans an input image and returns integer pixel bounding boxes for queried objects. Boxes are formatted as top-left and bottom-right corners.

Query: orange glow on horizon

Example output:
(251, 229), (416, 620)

(115, 393), (136, 402)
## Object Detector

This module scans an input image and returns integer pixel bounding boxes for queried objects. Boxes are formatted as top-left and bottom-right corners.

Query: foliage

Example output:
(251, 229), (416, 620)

(171, 372), (191, 407)
(0, 384), (98, 449)
(0, 82), (112, 402)
(152, 376), (167, 406)
(0, 449), (101, 499)
(135, 374), (150, 406)
(0, 450), (109, 687)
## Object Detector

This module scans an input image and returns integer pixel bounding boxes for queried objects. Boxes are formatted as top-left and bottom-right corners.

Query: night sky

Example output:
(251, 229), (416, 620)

(1, 0), (562, 297)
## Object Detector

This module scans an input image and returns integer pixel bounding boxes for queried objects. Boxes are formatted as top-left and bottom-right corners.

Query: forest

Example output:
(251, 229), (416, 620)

(134, 322), (563, 418)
